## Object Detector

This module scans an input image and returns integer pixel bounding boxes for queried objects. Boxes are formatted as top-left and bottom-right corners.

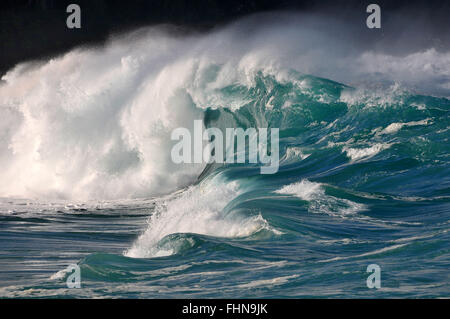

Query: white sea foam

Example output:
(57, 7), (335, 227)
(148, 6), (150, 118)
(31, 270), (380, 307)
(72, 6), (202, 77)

(283, 147), (310, 162)
(343, 143), (392, 162)
(275, 179), (322, 201)
(275, 179), (366, 217)
(380, 119), (432, 135)
(237, 274), (299, 289)
(49, 268), (71, 280)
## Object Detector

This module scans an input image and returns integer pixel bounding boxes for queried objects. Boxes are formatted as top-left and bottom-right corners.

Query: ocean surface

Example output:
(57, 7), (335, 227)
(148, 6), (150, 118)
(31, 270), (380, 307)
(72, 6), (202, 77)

(0, 15), (449, 298)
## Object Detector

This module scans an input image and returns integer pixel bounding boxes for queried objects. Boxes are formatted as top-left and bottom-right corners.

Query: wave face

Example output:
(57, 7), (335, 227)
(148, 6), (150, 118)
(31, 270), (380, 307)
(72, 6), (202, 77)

(0, 13), (449, 297)
(1, 14), (449, 200)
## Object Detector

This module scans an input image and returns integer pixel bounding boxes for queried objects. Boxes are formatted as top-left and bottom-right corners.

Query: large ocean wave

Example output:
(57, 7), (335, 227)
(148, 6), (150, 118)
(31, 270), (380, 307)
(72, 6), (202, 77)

(1, 13), (449, 201)
(0, 13), (449, 297)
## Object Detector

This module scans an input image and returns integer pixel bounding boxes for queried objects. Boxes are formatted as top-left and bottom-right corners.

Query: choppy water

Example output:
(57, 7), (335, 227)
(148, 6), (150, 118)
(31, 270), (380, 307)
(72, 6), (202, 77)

(0, 15), (449, 298)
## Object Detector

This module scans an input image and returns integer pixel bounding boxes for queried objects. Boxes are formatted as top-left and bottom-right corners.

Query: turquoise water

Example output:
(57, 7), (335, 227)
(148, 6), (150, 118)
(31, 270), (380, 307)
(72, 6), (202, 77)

(1, 70), (449, 298)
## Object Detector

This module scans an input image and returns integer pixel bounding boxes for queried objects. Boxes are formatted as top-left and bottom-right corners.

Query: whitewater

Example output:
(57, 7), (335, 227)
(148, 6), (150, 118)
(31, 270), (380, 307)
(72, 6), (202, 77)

(0, 13), (449, 298)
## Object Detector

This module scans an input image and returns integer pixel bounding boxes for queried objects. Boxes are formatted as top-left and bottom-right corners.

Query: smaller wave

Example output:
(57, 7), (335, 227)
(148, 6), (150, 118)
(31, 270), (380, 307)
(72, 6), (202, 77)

(339, 83), (410, 108)
(275, 179), (366, 217)
(50, 267), (73, 281)
(343, 143), (392, 162)
(282, 147), (310, 163)
(125, 175), (276, 258)
(378, 119), (432, 135)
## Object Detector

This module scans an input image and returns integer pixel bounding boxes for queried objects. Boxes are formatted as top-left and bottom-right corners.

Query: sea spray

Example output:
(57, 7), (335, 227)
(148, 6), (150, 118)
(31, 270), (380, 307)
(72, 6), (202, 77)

(1, 14), (449, 199)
